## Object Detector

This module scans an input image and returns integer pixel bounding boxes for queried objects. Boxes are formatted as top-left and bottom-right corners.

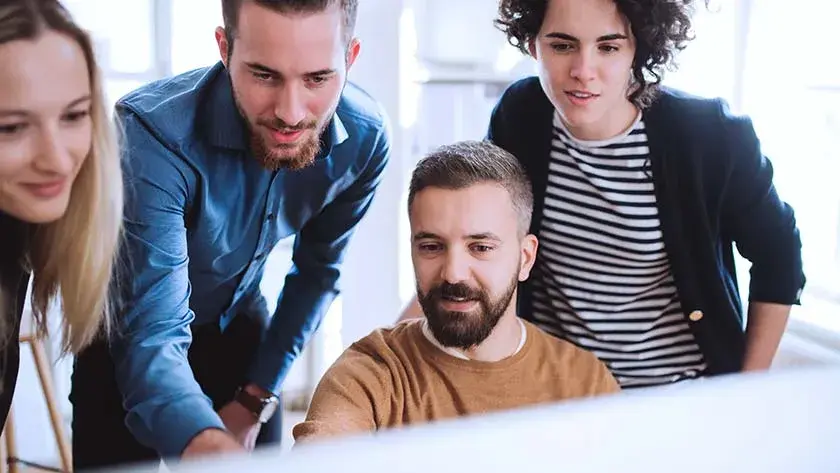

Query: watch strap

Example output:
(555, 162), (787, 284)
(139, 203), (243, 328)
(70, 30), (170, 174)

(234, 387), (276, 422)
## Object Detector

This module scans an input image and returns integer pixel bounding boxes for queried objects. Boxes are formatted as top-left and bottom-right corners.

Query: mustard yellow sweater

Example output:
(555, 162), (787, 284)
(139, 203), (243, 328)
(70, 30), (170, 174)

(293, 319), (619, 443)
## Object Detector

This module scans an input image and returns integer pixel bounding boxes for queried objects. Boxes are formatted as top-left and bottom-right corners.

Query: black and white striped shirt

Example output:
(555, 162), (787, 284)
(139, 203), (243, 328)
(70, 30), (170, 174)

(529, 112), (708, 388)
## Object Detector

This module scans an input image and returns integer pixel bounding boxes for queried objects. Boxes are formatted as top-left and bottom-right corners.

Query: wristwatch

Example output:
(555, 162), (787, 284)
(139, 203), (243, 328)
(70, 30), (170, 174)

(234, 386), (280, 424)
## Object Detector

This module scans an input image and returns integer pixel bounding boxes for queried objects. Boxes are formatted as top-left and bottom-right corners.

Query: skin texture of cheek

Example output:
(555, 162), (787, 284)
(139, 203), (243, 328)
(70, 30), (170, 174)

(0, 155), (27, 183)
(0, 180), (64, 223)
(0, 128), (90, 223)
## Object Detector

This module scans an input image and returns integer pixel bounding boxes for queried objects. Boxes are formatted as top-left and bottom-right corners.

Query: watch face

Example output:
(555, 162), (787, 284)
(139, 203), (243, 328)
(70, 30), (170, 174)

(258, 398), (279, 423)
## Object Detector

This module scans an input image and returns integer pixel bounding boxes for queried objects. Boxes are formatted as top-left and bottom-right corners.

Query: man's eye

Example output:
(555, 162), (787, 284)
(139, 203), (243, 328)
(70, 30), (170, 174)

(306, 76), (329, 86)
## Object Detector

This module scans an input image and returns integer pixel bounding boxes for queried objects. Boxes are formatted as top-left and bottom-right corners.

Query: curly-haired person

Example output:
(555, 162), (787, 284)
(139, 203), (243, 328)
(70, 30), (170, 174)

(482, 0), (805, 389)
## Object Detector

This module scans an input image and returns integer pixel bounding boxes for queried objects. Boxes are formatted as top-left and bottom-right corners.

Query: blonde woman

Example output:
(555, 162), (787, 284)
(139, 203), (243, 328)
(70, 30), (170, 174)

(0, 0), (122, 429)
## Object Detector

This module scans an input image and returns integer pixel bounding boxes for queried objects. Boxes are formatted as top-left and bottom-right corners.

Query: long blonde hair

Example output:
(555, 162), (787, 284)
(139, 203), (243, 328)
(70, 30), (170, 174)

(0, 0), (123, 354)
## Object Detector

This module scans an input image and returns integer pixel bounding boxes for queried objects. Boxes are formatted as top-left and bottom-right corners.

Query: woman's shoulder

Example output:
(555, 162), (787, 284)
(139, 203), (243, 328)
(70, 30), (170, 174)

(646, 86), (752, 132)
(494, 76), (554, 116)
(0, 212), (27, 272)
(0, 212), (29, 322)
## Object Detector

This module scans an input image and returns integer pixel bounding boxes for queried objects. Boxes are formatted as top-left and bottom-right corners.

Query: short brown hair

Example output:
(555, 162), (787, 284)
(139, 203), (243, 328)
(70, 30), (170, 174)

(408, 141), (534, 236)
(221, 0), (358, 57)
(495, 0), (709, 108)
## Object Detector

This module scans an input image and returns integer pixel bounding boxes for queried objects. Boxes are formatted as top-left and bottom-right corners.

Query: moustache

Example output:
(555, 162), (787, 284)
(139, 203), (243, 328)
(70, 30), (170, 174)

(429, 282), (483, 302)
(258, 118), (317, 133)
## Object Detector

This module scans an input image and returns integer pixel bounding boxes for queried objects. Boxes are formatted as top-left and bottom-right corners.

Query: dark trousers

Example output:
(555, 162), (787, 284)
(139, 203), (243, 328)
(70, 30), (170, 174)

(70, 315), (283, 471)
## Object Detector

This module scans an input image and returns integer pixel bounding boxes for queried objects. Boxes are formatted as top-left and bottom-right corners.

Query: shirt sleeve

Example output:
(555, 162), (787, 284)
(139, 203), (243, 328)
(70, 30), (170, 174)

(109, 107), (225, 458)
(247, 118), (392, 394)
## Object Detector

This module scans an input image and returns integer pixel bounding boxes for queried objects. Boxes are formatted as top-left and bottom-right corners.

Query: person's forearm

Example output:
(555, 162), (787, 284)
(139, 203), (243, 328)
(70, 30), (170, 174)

(112, 336), (228, 456)
(248, 275), (338, 394)
(742, 301), (791, 371)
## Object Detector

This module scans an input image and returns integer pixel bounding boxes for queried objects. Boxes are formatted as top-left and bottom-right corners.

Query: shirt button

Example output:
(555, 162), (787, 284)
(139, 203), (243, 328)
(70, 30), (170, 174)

(265, 213), (275, 221)
(688, 310), (704, 322)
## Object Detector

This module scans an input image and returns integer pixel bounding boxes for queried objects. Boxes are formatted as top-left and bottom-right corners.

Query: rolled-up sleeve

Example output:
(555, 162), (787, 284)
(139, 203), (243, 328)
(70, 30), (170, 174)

(111, 108), (225, 457)
(719, 102), (806, 305)
(248, 120), (392, 394)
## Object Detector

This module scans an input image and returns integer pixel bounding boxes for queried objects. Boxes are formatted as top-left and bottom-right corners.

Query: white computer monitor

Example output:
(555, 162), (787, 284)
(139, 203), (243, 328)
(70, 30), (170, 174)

(122, 366), (840, 473)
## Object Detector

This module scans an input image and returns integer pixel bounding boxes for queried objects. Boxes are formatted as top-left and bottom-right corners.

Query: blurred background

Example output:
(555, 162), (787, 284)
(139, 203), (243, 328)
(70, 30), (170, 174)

(7, 0), (840, 468)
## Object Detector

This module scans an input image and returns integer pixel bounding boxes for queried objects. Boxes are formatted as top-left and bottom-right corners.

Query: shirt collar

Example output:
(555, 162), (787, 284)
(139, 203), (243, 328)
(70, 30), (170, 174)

(203, 62), (350, 157)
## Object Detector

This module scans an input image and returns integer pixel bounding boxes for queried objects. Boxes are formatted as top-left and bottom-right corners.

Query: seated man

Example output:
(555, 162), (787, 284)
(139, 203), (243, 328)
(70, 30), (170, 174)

(293, 140), (619, 443)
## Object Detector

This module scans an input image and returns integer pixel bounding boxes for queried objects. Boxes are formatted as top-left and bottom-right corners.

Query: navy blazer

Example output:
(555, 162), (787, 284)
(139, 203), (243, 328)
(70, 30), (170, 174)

(487, 77), (805, 375)
(0, 212), (28, 430)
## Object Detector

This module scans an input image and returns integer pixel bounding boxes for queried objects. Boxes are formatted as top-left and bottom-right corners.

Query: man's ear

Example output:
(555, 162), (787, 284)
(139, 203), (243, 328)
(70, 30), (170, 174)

(215, 26), (230, 67)
(345, 37), (361, 69)
(518, 234), (538, 282)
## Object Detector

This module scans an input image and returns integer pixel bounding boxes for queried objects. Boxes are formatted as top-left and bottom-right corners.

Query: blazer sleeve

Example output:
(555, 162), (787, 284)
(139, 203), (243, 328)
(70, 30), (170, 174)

(718, 101), (806, 305)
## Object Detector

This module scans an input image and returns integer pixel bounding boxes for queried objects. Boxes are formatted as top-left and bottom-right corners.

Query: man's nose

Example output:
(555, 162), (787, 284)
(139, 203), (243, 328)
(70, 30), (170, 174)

(273, 84), (308, 127)
(440, 250), (471, 284)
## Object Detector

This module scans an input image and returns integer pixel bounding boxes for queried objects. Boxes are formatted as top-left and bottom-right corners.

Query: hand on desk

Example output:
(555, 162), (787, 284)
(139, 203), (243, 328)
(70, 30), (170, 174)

(179, 400), (259, 460)
(181, 428), (245, 458)
(181, 383), (267, 458)
(218, 399), (262, 450)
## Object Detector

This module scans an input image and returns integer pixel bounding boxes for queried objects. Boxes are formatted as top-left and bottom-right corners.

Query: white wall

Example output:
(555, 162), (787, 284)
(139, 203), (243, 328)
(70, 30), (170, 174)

(339, 0), (411, 346)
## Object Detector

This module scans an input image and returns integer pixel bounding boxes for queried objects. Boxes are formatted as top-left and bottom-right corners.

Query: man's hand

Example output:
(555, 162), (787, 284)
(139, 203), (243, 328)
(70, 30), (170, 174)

(181, 428), (245, 458)
(218, 384), (269, 450)
(218, 400), (262, 450)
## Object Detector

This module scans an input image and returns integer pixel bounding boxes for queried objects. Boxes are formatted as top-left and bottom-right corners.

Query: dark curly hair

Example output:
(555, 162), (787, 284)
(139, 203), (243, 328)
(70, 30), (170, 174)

(495, 0), (710, 108)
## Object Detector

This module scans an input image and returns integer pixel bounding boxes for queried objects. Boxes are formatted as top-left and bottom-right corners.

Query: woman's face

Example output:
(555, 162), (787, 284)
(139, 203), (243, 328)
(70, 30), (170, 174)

(0, 30), (92, 223)
(529, 0), (637, 140)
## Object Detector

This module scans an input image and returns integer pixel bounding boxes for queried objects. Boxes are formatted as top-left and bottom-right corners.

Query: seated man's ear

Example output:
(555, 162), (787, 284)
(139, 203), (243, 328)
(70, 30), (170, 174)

(518, 234), (538, 282)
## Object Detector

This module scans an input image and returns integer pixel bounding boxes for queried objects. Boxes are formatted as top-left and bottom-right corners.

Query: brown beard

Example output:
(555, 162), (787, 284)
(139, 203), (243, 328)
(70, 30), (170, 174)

(248, 124), (323, 171)
(233, 92), (331, 171)
(418, 273), (519, 350)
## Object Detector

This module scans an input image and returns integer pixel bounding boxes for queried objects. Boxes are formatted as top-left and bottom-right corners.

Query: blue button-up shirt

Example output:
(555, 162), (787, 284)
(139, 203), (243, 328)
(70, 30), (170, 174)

(111, 62), (390, 457)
